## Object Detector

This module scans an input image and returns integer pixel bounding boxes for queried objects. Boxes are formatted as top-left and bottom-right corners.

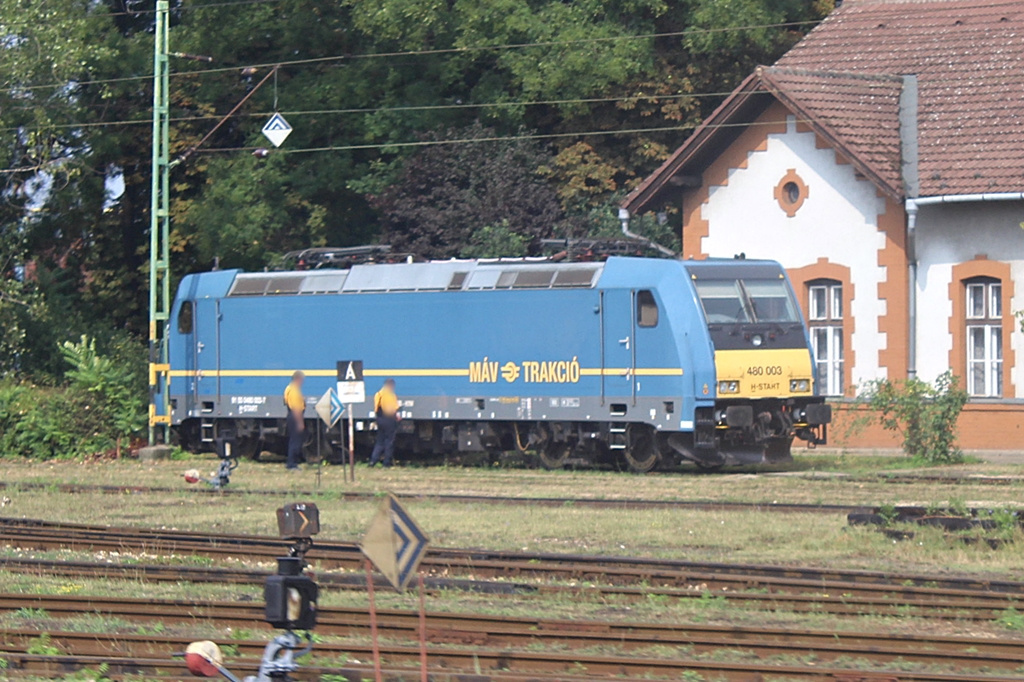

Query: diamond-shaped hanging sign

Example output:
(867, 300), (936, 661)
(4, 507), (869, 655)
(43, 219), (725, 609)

(262, 113), (292, 147)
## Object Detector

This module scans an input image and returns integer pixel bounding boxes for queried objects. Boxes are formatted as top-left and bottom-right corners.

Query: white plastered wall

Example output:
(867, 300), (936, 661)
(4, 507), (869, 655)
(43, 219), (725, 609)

(914, 201), (1024, 396)
(700, 115), (890, 388)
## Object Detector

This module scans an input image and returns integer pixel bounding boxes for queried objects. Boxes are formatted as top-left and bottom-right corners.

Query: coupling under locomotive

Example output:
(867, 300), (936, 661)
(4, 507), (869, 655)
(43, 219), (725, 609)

(165, 253), (830, 471)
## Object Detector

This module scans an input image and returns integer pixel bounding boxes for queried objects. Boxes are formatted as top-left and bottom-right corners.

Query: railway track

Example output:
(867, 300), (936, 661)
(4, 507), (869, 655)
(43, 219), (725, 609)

(1, 597), (1023, 681)
(6, 651), (1018, 682)
(0, 652), (663, 682)
(813, 472), (1024, 486)
(3, 517), (1023, 593)
(4, 593), (1024, 667)
(3, 555), (1022, 620)
(0, 479), (872, 513)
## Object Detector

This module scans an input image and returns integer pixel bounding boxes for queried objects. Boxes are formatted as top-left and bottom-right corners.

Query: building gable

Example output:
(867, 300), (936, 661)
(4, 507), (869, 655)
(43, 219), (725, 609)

(624, 68), (904, 216)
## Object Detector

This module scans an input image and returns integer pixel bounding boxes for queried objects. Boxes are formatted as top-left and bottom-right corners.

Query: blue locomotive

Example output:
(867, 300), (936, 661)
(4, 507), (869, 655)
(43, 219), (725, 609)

(166, 252), (830, 471)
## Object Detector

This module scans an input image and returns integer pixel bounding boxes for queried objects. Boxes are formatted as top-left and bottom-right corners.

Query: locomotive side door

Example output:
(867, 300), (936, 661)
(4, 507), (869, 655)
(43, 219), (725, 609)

(177, 298), (199, 417)
(192, 298), (222, 424)
(600, 288), (637, 408)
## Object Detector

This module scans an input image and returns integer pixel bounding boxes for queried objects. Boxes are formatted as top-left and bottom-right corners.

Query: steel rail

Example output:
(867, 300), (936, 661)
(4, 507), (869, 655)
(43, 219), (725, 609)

(2, 594), (1024, 669)
(3, 517), (1024, 597)
(2, 555), (1019, 621)
(0, 480), (872, 512)
(1, 628), (1022, 682)
(0, 652), (664, 682)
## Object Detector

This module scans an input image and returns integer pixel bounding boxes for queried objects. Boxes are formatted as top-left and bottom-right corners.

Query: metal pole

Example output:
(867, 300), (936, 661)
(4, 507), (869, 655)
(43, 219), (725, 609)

(365, 560), (383, 682)
(418, 572), (428, 682)
(340, 418), (347, 483)
(348, 410), (356, 483)
(148, 0), (172, 445)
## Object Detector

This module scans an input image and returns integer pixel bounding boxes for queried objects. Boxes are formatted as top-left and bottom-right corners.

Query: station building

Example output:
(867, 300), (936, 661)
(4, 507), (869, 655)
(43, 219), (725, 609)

(621, 0), (1024, 450)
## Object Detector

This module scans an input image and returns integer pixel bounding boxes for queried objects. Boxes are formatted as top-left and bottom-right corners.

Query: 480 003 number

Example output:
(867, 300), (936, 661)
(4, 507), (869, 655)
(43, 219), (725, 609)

(746, 365), (783, 376)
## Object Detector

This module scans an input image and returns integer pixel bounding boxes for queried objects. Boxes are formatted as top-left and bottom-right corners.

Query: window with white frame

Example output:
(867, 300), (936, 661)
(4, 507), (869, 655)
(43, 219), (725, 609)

(808, 280), (844, 396)
(965, 278), (1002, 397)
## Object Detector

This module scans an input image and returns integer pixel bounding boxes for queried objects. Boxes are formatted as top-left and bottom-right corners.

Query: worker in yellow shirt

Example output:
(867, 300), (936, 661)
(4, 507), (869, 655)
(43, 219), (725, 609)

(283, 371), (306, 471)
(369, 379), (399, 467)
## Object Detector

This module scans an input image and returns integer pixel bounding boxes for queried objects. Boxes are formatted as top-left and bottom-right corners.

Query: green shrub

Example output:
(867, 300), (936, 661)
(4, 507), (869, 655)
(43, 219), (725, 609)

(0, 335), (145, 459)
(861, 371), (968, 464)
(0, 382), (113, 459)
(60, 335), (145, 441)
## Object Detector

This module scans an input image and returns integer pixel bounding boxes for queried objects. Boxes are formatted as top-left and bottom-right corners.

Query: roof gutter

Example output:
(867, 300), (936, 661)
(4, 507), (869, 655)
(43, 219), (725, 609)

(909, 192), (1024, 207)
(904, 192), (1024, 380)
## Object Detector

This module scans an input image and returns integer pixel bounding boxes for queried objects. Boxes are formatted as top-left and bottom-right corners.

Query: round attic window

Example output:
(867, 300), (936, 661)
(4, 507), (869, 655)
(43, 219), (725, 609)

(774, 170), (809, 218)
(784, 181), (800, 204)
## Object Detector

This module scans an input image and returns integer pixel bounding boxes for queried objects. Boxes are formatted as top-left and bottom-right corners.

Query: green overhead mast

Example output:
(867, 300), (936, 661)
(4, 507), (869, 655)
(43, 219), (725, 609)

(149, 0), (171, 444)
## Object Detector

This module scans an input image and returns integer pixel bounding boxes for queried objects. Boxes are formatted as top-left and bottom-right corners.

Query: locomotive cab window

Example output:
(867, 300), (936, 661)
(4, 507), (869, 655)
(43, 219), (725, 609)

(637, 290), (658, 327)
(177, 301), (194, 334)
(745, 279), (800, 322)
(695, 280), (750, 324)
(694, 277), (799, 325)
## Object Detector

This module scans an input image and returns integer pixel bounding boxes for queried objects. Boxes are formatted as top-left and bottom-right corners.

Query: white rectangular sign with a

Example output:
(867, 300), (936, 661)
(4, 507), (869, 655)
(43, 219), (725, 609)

(336, 360), (366, 404)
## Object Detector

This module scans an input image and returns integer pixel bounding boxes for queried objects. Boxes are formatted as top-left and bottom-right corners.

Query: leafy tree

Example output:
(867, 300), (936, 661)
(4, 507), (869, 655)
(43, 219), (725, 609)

(371, 124), (565, 258)
(2, 0), (832, 385)
(461, 221), (530, 258)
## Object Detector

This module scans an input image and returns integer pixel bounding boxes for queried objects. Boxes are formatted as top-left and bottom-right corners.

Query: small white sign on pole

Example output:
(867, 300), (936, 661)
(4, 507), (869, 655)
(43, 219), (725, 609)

(261, 113), (292, 147)
(336, 360), (366, 404)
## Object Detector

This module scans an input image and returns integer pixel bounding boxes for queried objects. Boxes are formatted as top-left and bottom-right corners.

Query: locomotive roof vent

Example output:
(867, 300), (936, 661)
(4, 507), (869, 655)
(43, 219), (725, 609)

(227, 261), (602, 297)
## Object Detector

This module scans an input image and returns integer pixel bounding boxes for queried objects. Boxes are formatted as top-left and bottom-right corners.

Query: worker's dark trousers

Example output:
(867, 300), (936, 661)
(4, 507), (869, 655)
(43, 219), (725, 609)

(370, 416), (397, 467)
(286, 413), (304, 469)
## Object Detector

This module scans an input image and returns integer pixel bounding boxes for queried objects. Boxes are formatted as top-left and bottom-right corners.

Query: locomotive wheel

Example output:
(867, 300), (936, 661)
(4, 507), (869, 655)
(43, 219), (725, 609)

(624, 424), (659, 473)
(539, 441), (571, 470)
(301, 425), (321, 462)
(236, 436), (261, 461)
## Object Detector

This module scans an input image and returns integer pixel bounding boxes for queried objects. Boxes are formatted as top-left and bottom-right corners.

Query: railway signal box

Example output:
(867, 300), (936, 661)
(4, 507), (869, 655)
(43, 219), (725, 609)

(264, 557), (318, 630)
(276, 502), (320, 540)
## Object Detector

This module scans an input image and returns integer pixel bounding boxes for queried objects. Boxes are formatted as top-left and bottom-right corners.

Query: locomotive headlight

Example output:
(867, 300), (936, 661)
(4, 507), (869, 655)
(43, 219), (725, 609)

(718, 381), (740, 394)
(790, 379), (811, 393)
(751, 334), (763, 347)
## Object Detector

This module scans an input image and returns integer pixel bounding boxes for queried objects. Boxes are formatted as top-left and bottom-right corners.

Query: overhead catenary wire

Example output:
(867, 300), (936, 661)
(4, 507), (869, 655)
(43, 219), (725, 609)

(10, 20), (821, 93)
(6, 0), (1016, 89)
(199, 118), (812, 156)
(0, 117), (813, 175)
(2, 0), (1011, 31)
(0, 89), (748, 134)
(5, 62), (1019, 134)
(0, 0), (305, 29)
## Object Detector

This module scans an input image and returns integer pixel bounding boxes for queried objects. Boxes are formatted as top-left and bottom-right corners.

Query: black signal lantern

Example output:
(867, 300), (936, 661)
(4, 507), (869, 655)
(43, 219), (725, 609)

(265, 503), (321, 630)
(265, 557), (318, 630)
(277, 502), (320, 541)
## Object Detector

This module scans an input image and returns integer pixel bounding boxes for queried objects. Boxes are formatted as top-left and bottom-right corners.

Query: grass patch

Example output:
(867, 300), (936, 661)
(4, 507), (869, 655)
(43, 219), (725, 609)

(1, 461), (1024, 577)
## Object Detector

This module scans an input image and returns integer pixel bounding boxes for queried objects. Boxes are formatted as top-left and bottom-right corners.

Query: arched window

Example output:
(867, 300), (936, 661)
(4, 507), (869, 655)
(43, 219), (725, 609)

(965, 276), (1002, 397)
(807, 279), (844, 396)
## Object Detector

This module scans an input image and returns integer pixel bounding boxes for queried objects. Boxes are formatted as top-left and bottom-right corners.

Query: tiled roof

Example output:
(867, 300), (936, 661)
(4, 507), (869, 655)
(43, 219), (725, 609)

(623, 0), (1024, 212)
(777, 0), (1024, 196)
(759, 67), (905, 196)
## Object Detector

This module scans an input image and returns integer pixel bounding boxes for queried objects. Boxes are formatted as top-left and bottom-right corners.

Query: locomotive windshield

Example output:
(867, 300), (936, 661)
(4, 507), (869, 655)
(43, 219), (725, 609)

(695, 278), (799, 325)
